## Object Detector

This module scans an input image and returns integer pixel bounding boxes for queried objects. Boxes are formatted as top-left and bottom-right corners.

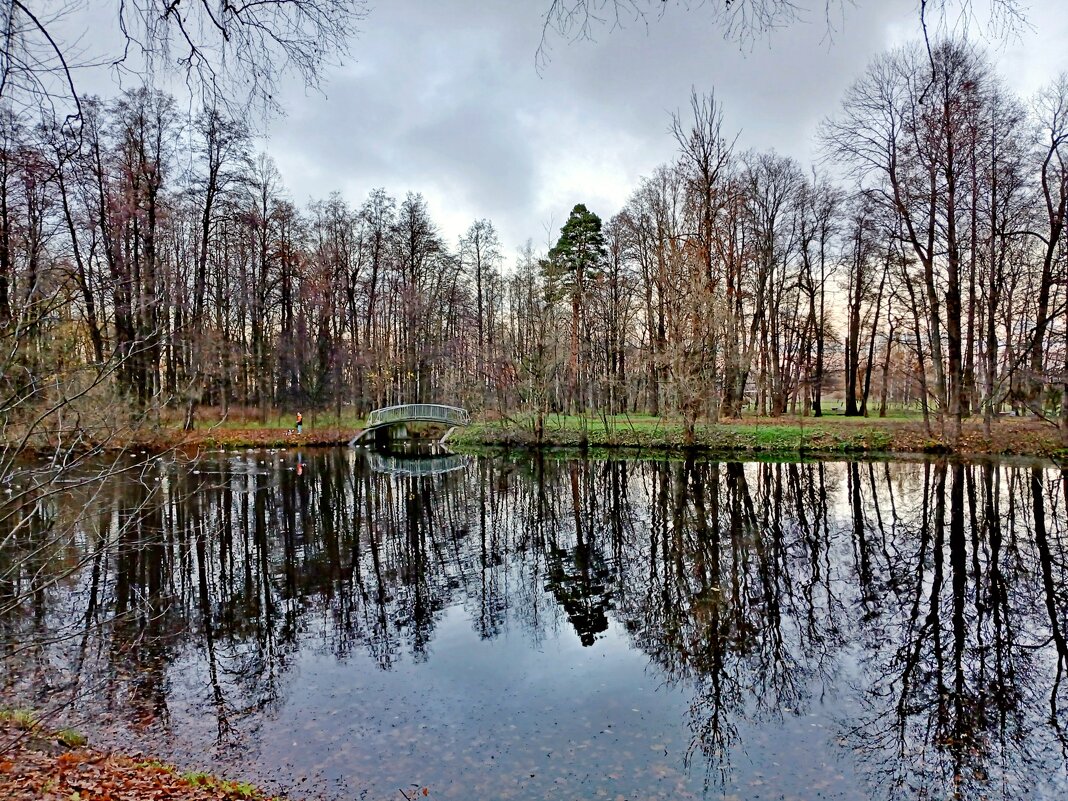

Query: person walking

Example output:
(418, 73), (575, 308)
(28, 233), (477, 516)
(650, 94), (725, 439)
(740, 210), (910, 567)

(296, 411), (303, 434)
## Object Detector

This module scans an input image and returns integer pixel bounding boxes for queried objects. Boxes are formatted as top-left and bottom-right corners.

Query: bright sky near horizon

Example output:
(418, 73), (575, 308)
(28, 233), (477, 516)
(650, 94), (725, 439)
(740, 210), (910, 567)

(57, 0), (1068, 263)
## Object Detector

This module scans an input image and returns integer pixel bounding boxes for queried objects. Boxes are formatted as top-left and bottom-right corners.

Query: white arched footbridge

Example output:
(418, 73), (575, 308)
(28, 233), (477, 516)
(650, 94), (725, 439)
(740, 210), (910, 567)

(349, 403), (471, 446)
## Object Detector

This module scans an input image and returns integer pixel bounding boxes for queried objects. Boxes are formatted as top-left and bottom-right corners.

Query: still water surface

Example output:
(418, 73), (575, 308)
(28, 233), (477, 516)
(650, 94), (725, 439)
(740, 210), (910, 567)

(2, 448), (1067, 800)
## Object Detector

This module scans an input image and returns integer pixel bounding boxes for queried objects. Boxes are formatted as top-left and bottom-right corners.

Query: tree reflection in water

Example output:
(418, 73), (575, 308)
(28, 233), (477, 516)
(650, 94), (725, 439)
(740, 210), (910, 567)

(1, 449), (1066, 799)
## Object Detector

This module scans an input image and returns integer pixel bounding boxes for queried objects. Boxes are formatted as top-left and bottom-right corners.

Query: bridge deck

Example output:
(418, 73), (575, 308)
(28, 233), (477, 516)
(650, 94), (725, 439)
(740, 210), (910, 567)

(364, 403), (470, 429)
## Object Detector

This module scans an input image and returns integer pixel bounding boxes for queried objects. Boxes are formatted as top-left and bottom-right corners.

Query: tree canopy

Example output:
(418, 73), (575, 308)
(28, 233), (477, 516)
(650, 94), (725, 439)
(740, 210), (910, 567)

(538, 0), (1029, 67)
(548, 203), (606, 288)
(0, 0), (366, 120)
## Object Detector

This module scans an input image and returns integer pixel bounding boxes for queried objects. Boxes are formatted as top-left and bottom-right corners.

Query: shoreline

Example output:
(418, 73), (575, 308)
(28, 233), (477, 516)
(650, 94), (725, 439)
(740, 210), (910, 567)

(451, 417), (1068, 458)
(44, 415), (1066, 461)
(0, 713), (280, 801)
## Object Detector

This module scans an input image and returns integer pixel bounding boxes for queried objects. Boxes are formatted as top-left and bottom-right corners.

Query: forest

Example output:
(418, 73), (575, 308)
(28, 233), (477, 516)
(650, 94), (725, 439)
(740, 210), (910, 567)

(4, 5), (1068, 800)
(1, 38), (1067, 447)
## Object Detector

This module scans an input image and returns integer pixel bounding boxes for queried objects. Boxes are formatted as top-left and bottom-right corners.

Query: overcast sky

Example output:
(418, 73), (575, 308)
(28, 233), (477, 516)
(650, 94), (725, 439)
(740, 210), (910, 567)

(69, 0), (1068, 264)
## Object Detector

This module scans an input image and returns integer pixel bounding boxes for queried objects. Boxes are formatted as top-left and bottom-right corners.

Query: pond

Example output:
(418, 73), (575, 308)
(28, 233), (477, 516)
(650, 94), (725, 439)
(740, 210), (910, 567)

(2, 448), (1067, 800)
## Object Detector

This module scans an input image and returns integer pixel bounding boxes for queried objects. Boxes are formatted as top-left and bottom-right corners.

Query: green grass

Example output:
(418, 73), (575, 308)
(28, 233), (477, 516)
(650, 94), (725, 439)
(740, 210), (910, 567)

(1, 709), (87, 750)
(453, 412), (906, 455)
(180, 408), (925, 434)
(191, 412), (367, 430)
(181, 770), (269, 798)
(488, 410), (919, 430)
(0, 708), (39, 729)
(55, 728), (87, 747)
(143, 404), (1051, 456)
(1, 709), (88, 749)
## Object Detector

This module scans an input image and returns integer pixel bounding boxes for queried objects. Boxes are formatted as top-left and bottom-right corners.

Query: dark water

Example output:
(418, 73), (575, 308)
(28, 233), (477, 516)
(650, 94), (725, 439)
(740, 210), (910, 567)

(2, 448), (1068, 800)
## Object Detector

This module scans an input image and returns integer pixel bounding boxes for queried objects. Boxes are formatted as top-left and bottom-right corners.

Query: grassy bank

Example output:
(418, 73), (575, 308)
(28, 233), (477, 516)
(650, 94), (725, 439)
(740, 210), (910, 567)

(0, 710), (279, 800)
(12, 410), (1066, 459)
(447, 413), (1066, 458)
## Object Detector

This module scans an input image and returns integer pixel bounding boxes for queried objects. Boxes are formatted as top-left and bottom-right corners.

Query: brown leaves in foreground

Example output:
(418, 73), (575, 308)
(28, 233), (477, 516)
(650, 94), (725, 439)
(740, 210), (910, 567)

(0, 722), (282, 801)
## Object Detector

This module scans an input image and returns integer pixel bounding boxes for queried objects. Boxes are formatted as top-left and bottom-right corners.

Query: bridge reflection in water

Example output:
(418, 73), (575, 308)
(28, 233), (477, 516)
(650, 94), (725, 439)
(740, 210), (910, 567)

(366, 450), (471, 477)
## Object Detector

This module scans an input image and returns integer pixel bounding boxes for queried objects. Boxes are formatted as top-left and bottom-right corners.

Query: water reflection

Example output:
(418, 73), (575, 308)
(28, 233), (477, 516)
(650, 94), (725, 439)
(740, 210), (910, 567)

(1, 450), (1067, 800)
(367, 449), (472, 477)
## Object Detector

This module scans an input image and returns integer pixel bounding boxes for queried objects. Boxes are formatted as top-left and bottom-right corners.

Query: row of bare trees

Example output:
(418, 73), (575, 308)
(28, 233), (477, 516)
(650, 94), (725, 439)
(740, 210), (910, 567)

(0, 87), (514, 438)
(521, 39), (1068, 444)
(0, 38), (1066, 445)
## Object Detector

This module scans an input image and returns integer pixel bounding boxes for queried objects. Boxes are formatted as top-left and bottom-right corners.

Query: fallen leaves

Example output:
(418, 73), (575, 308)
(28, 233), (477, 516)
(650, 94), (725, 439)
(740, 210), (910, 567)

(0, 722), (283, 801)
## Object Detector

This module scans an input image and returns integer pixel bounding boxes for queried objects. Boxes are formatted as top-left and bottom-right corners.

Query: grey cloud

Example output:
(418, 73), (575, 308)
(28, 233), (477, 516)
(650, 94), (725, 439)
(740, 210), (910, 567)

(256, 0), (1066, 257)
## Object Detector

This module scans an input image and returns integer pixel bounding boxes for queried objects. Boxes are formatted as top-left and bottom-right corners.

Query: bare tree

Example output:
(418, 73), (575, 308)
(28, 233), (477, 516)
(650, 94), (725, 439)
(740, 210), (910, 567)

(460, 219), (502, 404)
(0, 0), (366, 119)
(1024, 75), (1068, 434)
(182, 105), (250, 429)
(538, 1), (1028, 68)
(797, 171), (842, 416)
(672, 89), (734, 420)
(824, 41), (997, 443)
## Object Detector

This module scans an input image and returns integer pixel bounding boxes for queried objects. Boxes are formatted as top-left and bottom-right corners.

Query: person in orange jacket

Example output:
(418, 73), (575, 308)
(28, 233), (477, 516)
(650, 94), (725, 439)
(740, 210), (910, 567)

(296, 411), (303, 434)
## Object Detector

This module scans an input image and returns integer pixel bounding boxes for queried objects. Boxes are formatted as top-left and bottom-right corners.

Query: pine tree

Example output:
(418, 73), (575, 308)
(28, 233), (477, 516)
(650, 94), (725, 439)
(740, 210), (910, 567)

(547, 204), (606, 412)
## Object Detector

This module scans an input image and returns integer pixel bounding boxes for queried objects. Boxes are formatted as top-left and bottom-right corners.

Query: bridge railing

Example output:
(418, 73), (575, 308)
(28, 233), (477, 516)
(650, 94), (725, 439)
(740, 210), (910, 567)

(364, 404), (470, 429)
